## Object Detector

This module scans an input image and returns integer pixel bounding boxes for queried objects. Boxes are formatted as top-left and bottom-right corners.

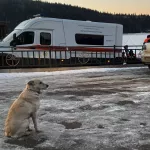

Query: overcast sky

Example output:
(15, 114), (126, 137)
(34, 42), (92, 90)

(41, 0), (150, 15)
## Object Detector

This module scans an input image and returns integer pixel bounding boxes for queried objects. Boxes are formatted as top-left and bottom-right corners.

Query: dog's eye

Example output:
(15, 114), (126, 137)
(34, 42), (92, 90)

(40, 82), (42, 84)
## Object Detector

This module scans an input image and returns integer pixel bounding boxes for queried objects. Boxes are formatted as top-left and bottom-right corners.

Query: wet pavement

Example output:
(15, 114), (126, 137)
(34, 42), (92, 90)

(1, 66), (150, 149)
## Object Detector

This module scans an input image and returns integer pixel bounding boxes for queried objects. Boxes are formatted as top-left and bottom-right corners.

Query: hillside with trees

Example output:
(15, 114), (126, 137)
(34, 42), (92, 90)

(0, 0), (150, 33)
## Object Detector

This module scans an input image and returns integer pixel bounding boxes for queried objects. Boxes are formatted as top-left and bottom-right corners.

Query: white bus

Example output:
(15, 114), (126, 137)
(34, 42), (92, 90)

(0, 16), (123, 65)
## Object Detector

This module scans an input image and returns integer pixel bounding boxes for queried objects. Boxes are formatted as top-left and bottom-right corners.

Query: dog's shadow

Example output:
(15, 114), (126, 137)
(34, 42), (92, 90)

(4, 131), (47, 148)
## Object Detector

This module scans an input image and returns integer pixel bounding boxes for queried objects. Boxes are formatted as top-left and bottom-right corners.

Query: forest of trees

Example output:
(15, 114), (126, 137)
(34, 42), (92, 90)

(0, 0), (150, 33)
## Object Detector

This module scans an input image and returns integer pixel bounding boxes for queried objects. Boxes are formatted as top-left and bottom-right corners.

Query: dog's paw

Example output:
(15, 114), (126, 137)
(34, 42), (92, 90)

(24, 131), (32, 136)
(35, 129), (42, 133)
(27, 128), (32, 132)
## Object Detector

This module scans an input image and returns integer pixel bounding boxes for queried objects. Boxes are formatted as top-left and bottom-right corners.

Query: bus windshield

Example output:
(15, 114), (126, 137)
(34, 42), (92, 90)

(2, 30), (20, 42)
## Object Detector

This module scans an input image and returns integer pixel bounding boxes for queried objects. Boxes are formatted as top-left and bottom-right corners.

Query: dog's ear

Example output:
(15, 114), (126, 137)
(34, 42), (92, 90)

(28, 80), (34, 86)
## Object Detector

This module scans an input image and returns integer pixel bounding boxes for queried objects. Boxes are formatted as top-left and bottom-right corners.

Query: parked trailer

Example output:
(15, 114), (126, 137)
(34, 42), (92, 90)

(0, 17), (123, 66)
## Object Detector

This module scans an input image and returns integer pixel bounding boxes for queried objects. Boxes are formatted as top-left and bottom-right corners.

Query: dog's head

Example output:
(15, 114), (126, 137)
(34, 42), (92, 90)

(27, 79), (49, 93)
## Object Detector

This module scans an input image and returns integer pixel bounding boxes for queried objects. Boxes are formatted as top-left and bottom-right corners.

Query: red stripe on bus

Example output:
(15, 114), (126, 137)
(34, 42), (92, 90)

(16, 45), (122, 52)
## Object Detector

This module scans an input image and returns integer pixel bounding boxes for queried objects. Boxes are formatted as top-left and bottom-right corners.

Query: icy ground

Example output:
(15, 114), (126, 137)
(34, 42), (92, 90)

(1, 66), (150, 150)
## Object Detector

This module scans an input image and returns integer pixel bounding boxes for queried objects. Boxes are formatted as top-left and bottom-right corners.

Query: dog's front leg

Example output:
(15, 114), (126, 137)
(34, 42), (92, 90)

(27, 119), (32, 131)
(31, 112), (40, 132)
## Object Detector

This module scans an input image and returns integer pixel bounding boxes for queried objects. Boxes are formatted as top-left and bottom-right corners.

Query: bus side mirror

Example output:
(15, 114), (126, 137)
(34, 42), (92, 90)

(13, 33), (17, 41)
(11, 33), (17, 47)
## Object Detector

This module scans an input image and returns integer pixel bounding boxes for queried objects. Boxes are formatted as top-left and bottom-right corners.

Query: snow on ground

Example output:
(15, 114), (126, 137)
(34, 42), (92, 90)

(123, 33), (148, 46)
(123, 33), (148, 56)
(1, 66), (150, 149)
(0, 67), (146, 79)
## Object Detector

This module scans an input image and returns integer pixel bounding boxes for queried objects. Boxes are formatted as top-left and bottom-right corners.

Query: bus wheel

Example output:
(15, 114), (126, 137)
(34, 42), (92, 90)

(78, 52), (90, 64)
(148, 65), (150, 69)
(78, 57), (89, 64)
(6, 54), (20, 67)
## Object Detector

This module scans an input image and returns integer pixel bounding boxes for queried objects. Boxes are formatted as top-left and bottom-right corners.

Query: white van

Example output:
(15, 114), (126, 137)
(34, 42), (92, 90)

(0, 17), (123, 64)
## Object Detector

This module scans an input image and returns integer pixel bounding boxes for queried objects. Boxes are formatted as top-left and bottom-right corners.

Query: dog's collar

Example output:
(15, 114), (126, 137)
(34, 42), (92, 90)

(27, 88), (41, 94)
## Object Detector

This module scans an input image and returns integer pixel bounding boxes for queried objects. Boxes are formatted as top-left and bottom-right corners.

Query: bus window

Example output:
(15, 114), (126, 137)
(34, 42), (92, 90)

(40, 32), (51, 45)
(75, 34), (104, 45)
(15, 31), (34, 45)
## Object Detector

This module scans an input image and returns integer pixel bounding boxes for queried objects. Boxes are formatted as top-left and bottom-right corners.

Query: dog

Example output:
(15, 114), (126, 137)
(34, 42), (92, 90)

(4, 79), (48, 138)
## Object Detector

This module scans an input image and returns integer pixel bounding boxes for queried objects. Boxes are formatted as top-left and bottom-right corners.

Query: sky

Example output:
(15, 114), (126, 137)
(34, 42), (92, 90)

(41, 0), (150, 15)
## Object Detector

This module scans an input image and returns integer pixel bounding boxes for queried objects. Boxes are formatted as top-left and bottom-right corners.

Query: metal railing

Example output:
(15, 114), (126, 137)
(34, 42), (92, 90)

(0, 45), (142, 69)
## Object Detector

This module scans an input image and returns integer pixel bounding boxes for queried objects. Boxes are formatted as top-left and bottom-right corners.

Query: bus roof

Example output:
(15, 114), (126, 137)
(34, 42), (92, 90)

(15, 17), (123, 30)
